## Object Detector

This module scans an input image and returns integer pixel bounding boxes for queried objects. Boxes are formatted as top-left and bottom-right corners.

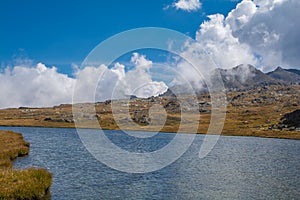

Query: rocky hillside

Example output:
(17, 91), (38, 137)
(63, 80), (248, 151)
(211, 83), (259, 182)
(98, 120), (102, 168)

(0, 84), (299, 139)
(287, 69), (300, 76)
(216, 64), (284, 89)
(162, 65), (300, 95)
(267, 67), (300, 84)
(0, 65), (299, 139)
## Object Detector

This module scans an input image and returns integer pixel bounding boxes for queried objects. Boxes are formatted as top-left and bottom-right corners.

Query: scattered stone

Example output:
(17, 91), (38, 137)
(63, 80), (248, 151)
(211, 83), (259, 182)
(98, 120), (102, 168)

(44, 117), (74, 123)
(289, 127), (296, 131)
(104, 100), (111, 105)
(198, 101), (210, 107)
(44, 117), (52, 121)
(199, 108), (210, 113)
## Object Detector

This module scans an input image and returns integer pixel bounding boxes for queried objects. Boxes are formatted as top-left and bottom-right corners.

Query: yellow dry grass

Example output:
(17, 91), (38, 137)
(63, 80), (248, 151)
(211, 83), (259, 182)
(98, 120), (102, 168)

(0, 131), (52, 200)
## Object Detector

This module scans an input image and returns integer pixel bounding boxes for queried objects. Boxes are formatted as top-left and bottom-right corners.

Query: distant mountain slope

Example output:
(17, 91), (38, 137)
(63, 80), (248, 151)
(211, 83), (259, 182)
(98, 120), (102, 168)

(161, 65), (299, 95)
(215, 64), (283, 89)
(267, 67), (300, 84)
(286, 68), (300, 76)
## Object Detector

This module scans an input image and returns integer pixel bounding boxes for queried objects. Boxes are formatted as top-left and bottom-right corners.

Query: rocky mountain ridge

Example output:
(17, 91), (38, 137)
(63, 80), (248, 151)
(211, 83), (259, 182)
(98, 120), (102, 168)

(267, 67), (300, 84)
(215, 65), (300, 89)
(163, 65), (300, 96)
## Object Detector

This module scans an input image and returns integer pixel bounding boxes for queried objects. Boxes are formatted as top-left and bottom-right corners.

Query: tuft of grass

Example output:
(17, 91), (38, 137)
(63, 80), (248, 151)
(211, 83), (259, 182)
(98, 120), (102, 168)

(0, 131), (30, 170)
(0, 168), (52, 200)
(0, 130), (52, 200)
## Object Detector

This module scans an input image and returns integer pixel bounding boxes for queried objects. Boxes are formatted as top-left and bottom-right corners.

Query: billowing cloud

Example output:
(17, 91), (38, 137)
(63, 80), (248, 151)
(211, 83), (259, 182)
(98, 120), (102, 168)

(173, 0), (202, 12)
(233, 0), (300, 71)
(117, 53), (168, 98)
(0, 63), (75, 108)
(196, 14), (258, 69)
(189, 0), (300, 72)
(75, 53), (168, 102)
(169, 0), (299, 91)
(226, 0), (257, 32)
(0, 53), (168, 108)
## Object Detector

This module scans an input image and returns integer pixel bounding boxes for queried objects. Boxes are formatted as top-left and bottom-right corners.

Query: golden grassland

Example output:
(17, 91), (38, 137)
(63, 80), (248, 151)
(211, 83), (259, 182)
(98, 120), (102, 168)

(0, 85), (299, 140)
(0, 130), (52, 200)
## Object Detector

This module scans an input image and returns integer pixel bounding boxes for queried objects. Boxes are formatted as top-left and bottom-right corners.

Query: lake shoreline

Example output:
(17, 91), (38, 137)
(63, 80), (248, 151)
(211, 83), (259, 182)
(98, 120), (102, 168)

(11, 127), (300, 199)
(1, 125), (299, 141)
(0, 85), (300, 140)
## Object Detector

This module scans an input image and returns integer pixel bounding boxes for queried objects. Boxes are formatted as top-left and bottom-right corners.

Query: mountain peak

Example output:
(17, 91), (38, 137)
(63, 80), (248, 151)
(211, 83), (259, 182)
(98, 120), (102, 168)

(233, 64), (255, 70)
(211, 64), (281, 89)
(274, 66), (284, 71)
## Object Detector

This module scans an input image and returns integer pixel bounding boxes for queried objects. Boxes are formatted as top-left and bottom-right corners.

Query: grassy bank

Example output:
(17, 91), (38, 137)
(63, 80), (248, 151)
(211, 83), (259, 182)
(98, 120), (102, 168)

(0, 130), (52, 200)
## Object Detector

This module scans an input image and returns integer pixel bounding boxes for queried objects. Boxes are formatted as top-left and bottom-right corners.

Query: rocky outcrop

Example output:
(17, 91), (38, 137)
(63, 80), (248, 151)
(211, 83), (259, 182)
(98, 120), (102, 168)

(280, 109), (300, 129)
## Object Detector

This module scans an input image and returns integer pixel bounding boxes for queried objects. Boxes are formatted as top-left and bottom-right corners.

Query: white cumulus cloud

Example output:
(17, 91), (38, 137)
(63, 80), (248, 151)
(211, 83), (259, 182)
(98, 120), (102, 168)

(173, 0), (202, 12)
(102, 53), (168, 100)
(0, 53), (168, 108)
(0, 63), (75, 108)
(183, 0), (300, 72)
(169, 0), (299, 91)
(226, 0), (257, 32)
(196, 14), (258, 69)
(234, 0), (300, 71)
(74, 53), (168, 103)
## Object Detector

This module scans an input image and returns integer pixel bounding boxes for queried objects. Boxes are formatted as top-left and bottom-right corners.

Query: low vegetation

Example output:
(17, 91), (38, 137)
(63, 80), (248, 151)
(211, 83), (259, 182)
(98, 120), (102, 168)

(0, 131), (52, 200)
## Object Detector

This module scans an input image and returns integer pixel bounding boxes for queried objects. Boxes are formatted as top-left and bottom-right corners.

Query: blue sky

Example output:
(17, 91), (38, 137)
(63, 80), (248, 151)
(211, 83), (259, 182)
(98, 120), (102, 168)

(0, 0), (240, 74)
(1, 0), (299, 108)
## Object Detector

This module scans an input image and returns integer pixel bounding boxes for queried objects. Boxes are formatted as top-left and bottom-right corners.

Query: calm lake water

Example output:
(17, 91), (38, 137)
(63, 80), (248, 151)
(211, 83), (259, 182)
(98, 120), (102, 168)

(1, 126), (299, 199)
